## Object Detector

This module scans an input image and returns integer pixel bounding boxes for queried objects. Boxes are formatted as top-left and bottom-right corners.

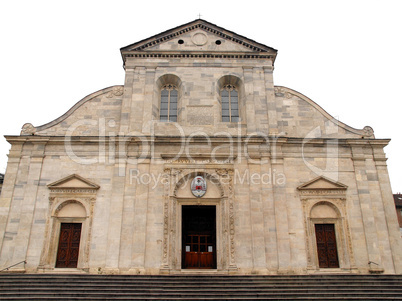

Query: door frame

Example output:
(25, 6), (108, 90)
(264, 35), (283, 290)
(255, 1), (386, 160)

(161, 169), (237, 274)
(181, 205), (217, 269)
(177, 199), (222, 271)
(55, 222), (83, 268)
(314, 223), (340, 268)
(39, 199), (94, 271)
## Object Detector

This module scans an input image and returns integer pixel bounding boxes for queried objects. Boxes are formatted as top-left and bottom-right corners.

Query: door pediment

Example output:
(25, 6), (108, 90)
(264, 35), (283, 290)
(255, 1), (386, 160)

(48, 174), (100, 191)
(298, 176), (347, 197)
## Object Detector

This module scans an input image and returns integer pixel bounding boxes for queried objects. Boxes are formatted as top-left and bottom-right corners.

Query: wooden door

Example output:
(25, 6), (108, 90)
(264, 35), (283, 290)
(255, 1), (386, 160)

(55, 223), (82, 268)
(315, 224), (339, 268)
(183, 234), (215, 268)
(182, 206), (216, 269)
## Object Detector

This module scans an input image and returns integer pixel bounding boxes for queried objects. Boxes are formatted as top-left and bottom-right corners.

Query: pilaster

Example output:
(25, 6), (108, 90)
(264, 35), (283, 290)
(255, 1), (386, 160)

(251, 67), (269, 133)
(350, 143), (383, 272)
(263, 65), (278, 135)
(129, 67), (146, 133)
(0, 142), (23, 253)
(271, 139), (291, 273)
(243, 67), (256, 134)
(14, 142), (46, 270)
(261, 150), (279, 272)
(142, 68), (156, 134)
(104, 149), (128, 271)
(119, 67), (135, 134)
(118, 155), (138, 271)
(248, 158), (267, 272)
(131, 158), (151, 270)
(370, 142), (402, 273)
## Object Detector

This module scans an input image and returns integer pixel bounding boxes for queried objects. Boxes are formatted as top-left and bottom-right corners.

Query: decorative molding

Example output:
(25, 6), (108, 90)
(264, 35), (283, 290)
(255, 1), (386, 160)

(274, 87), (293, 99)
(124, 53), (274, 60)
(161, 154), (236, 165)
(299, 190), (347, 197)
(161, 168), (171, 269)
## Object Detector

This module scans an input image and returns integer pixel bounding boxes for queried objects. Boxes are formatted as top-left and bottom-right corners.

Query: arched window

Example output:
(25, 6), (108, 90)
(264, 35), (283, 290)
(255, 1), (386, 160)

(160, 84), (178, 122)
(221, 84), (239, 122)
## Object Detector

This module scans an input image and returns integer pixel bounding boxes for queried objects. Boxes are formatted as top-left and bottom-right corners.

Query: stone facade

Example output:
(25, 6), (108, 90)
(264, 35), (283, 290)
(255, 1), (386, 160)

(0, 19), (401, 275)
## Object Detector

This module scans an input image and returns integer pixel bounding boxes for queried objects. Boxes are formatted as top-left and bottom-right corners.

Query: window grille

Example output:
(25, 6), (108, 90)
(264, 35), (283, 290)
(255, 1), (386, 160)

(221, 84), (239, 122)
(160, 84), (178, 122)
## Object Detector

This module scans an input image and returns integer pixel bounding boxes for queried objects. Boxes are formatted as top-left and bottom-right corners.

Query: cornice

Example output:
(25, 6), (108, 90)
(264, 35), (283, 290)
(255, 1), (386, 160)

(5, 135), (389, 147)
(123, 52), (275, 60)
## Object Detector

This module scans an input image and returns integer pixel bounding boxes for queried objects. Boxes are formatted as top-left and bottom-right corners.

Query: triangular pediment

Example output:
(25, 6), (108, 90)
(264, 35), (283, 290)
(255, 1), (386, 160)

(297, 176), (348, 191)
(48, 174), (99, 190)
(121, 19), (277, 60)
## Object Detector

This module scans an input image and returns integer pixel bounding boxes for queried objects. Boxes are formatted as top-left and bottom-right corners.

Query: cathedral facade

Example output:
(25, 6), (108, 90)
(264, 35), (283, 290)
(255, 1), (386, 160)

(0, 20), (400, 275)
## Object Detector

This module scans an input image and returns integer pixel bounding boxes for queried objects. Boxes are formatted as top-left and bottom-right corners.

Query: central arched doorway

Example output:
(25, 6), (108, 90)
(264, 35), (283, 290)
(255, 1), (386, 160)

(182, 205), (217, 269)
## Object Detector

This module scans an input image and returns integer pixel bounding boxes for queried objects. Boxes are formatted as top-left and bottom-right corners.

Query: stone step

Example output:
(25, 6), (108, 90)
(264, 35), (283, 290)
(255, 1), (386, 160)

(1, 292), (402, 299)
(1, 275), (401, 281)
(2, 283), (401, 288)
(0, 279), (402, 287)
(0, 274), (401, 300)
(2, 289), (402, 295)
(1, 296), (402, 301)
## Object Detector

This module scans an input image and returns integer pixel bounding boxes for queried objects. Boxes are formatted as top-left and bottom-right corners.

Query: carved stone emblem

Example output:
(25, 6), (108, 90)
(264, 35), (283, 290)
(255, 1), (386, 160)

(106, 86), (124, 98)
(363, 126), (374, 138)
(21, 123), (36, 135)
(191, 176), (207, 198)
(191, 32), (208, 46)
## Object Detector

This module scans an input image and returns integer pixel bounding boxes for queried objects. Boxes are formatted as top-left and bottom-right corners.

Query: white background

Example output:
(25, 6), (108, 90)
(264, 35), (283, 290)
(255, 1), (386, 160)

(1, 0), (401, 192)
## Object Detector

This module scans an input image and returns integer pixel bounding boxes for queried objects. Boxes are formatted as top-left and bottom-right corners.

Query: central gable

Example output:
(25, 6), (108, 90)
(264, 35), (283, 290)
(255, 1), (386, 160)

(121, 19), (277, 62)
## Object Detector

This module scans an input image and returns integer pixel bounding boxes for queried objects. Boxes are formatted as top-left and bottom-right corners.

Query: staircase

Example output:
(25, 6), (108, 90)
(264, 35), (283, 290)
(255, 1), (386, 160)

(0, 274), (401, 300)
